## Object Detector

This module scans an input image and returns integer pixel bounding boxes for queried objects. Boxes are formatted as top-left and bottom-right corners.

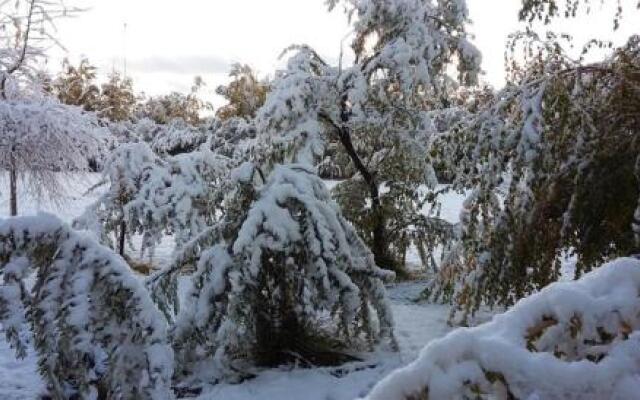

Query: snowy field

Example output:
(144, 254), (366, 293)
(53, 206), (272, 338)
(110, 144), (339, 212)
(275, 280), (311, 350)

(0, 173), (465, 399)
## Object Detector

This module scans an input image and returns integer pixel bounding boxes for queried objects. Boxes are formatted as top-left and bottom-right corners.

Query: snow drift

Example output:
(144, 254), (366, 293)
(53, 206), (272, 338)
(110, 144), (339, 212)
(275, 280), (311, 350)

(365, 257), (640, 400)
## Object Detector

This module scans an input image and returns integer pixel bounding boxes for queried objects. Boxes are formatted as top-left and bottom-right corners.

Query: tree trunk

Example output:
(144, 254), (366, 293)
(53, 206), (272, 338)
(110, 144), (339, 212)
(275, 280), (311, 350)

(9, 151), (17, 216)
(319, 109), (397, 271)
(335, 125), (394, 271)
(118, 220), (126, 257)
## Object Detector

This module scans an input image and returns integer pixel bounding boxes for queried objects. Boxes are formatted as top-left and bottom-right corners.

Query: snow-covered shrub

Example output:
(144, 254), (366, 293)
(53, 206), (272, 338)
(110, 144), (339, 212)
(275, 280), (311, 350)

(75, 142), (163, 257)
(366, 257), (640, 400)
(205, 116), (258, 161)
(149, 118), (208, 156)
(0, 215), (173, 399)
(105, 118), (158, 145)
(153, 164), (396, 382)
(126, 149), (234, 251)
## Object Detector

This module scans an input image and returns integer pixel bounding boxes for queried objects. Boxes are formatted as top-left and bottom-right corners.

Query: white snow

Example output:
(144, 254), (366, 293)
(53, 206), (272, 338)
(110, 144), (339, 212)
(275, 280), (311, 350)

(185, 279), (454, 400)
(366, 257), (640, 400)
(0, 172), (457, 399)
(0, 339), (42, 399)
(5, 172), (637, 399)
(0, 268), (453, 399)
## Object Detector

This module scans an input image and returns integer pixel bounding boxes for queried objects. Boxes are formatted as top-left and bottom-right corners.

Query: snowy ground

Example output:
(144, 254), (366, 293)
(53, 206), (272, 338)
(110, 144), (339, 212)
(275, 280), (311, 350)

(0, 279), (453, 400)
(190, 282), (453, 400)
(0, 173), (462, 399)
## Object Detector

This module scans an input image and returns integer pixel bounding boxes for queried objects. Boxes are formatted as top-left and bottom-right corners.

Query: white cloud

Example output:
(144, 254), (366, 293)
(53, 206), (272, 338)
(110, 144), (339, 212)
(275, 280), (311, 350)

(127, 55), (230, 75)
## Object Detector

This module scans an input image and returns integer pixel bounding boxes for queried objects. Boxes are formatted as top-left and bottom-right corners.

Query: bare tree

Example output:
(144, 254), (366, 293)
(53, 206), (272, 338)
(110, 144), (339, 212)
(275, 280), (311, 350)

(0, 0), (82, 97)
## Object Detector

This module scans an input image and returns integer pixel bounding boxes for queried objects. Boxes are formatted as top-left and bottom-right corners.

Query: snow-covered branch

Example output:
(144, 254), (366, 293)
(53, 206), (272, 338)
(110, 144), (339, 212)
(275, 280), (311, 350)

(0, 214), (174, 399)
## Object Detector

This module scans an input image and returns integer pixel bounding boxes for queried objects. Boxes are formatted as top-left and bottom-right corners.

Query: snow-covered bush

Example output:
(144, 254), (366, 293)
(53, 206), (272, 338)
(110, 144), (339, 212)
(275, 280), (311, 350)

(366, 257), (640, 400)
(126, 149), (234, 251)
(205, 117), (257, 161)
(153, 164), (396, 382)
(105, 118), (207, 156)
(149, 118), (208, 156)
(0, 215), (173, 399)
(75, 142), (163, 257)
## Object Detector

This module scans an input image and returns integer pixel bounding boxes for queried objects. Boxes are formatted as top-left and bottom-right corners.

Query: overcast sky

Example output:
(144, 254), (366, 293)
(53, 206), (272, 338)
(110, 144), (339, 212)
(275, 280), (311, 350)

(49, 0), (639, 107)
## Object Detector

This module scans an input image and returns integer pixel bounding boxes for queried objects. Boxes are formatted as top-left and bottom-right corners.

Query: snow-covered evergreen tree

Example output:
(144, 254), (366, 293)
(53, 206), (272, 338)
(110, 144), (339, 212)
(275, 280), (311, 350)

(0, 215), (173, 399)
(151, 164), (395, 383)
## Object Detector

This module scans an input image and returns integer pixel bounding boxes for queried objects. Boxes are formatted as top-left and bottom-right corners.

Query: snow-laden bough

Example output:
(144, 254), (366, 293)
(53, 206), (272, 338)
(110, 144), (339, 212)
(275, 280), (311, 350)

(0, 214), (174, 400)
(157, 164), (396, 383)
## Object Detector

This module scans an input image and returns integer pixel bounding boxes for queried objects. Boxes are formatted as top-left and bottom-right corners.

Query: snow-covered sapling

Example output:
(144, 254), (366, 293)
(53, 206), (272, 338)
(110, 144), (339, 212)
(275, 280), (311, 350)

(75, 142), (163, 257)
(126, 149), (234, 252)
(155, 164), (396, 382)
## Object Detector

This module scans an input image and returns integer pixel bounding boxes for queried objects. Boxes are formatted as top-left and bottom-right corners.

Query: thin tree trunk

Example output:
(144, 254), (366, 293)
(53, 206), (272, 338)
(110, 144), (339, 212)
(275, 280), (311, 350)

(320, 112), (394, 270)
(118, 220), (126, 257)
(339, 132), (391, 269)
(9, 164), (17, 216)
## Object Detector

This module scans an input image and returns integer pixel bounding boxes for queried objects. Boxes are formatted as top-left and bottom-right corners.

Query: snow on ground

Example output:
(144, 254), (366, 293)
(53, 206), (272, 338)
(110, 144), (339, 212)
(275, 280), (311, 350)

(0, 278), (453, 400)
(367, 258), (640, 400)
(0, 174), (462, 399)
(0, 339), (43, 400)
(191, 281), (453, 400)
